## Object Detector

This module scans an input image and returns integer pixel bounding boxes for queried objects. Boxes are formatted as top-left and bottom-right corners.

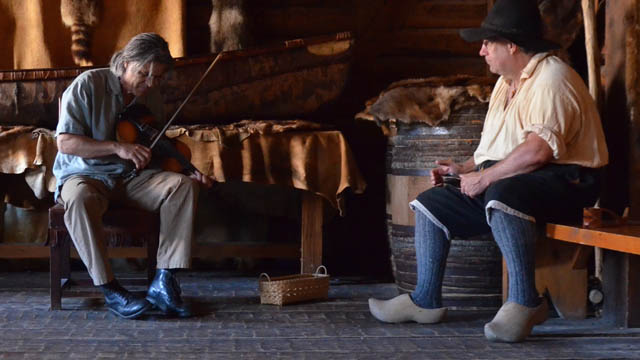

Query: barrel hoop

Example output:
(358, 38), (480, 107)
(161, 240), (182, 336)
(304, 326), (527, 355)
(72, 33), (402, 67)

(388, 168), (433, 176)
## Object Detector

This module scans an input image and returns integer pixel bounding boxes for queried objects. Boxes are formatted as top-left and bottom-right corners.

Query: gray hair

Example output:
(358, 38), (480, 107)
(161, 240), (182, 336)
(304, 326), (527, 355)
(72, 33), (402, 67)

(109, 33), (174, 77)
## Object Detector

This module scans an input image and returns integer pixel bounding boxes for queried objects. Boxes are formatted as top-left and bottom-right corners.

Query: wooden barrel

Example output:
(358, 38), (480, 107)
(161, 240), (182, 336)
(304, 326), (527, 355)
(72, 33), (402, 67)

(384, 76), (502, 310)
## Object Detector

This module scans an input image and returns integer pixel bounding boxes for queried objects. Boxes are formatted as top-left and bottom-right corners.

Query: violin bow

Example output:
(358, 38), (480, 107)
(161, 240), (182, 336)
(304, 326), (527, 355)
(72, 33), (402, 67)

(149, 52), (224, 149)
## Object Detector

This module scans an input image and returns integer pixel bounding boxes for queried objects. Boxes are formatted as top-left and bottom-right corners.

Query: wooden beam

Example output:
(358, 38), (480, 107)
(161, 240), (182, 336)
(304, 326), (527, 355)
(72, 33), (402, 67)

(582, 0), (602, 107)
(0, 243), (300, 259)
(300, 192), (323, 274)
(0, 245), (50, 258)
(602, 251), (640, 327)
(193, 243), (299, 260)
(546, 223), (640, 256)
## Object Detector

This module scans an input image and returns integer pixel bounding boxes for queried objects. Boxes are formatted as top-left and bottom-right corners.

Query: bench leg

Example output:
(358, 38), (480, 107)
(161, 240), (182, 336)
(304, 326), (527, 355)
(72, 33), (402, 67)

(49, 230), (63, 311)
(602, 251), (640, 327)
(146, 234), (159, 284)
(61, 235), (71, 280)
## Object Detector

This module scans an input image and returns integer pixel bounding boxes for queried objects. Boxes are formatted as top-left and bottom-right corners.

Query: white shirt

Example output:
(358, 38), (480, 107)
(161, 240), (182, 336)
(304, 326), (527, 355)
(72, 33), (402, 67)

(473, 53), (609, 168)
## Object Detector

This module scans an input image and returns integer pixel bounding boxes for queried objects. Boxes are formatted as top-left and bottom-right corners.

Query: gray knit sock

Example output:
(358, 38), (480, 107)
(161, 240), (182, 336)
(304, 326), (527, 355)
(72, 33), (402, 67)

(489, 209), (540, 307)
(410, 211), (450, 309)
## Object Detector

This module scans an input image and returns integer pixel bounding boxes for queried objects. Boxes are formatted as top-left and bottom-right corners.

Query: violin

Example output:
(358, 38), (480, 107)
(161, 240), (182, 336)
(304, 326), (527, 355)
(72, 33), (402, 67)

(116, 103), (198, 175)
(115, 52), (224, 178)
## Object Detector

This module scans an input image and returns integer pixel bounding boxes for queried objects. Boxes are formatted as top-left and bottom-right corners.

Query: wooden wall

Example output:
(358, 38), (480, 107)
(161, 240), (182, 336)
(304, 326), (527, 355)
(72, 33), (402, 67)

(185, 0), (491, 96)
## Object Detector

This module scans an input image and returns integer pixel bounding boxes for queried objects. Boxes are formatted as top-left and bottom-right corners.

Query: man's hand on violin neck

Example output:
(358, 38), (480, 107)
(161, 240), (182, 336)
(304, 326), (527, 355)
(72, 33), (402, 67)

(190, 170), (215, 188)
(116, 143), (152, 170)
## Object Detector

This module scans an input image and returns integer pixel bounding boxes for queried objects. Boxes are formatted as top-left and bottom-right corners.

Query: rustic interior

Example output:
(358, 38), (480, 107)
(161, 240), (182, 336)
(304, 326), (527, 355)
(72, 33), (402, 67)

(0, 0), (639, 332)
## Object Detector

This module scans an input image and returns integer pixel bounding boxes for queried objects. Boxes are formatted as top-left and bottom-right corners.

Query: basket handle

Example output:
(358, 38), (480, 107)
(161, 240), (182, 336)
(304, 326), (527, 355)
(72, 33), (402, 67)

(259, 273), (271, 282)
(314, 265), (328, 275)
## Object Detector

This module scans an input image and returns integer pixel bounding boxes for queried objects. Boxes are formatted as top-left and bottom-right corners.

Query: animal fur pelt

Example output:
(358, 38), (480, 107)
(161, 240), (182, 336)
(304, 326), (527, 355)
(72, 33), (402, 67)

(356, 75), (494, 127)
(61, 0), (101, 66)
(537, 0), (584, 65)
(539, 0), (583, 49)
(209, 0), (249, 52)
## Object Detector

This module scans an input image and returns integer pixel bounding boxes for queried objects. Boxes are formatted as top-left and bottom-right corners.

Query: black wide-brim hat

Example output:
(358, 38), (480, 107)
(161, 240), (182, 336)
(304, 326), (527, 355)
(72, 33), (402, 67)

(460, 0), (560, 52)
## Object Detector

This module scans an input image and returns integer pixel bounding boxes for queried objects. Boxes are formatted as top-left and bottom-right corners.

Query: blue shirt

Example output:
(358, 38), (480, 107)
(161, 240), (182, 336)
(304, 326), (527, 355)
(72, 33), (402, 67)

(53, 68), (165, 200)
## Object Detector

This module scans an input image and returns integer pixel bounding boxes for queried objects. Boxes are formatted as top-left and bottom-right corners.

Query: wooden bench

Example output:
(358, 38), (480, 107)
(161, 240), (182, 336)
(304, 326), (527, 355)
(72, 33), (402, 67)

(544, 223), (640, 327)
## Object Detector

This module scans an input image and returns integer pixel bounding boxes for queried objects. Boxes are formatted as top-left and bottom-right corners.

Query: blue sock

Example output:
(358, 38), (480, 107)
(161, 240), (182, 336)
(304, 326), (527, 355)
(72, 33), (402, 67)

(410, 211), (450, 308)
(489, 209), (540, 307)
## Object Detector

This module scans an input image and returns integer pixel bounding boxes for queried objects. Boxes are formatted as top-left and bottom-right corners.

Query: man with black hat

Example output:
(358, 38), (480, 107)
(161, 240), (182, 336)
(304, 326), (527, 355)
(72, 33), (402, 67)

(368, 0), (608, 342)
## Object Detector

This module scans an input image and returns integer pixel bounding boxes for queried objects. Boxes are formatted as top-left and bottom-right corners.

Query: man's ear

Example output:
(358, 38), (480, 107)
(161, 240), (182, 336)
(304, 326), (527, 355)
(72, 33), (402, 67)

(507, 42), (518, 55)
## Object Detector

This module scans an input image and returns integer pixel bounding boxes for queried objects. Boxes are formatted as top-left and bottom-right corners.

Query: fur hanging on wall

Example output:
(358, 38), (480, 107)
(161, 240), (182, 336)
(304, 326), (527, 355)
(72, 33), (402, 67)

(538, 0), (583, 49)
(209, 0), (249, 53)
(60, 0), (101, 66)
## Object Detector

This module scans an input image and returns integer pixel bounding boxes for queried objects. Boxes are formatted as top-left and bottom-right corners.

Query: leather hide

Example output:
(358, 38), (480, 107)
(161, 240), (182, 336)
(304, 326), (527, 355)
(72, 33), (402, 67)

(0, 0), (186, 70)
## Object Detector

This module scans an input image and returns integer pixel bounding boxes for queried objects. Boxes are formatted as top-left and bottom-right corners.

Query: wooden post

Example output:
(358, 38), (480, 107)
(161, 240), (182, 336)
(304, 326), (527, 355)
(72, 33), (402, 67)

(602, 251), (640, 327)
(300, 192), (323, 274)
(581, 0), (605, 280)
(582, 0), (602, 107)
(601, 0), (640, 327)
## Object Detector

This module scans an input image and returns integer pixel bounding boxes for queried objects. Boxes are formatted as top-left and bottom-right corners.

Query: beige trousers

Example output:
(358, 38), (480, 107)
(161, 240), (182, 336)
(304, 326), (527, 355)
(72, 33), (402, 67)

(59, 169), (199, 285)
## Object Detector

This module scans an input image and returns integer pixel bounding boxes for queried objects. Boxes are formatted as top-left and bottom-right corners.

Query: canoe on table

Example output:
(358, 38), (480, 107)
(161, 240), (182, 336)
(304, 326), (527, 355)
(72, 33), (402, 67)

(0, 32), (354, 128)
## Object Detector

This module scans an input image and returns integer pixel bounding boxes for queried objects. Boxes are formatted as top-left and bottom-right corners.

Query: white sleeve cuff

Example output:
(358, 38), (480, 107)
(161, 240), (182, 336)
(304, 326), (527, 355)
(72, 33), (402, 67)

(524, 125), (565, 159)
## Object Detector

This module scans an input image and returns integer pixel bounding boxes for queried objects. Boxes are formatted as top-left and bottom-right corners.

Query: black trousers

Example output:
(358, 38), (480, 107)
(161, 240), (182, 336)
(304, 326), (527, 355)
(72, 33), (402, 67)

(413, 162), (602, 238)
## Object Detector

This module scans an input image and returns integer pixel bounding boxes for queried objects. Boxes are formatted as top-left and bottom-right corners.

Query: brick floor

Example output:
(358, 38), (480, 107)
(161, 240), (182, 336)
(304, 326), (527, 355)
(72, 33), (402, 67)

(0, 271), (639, 359)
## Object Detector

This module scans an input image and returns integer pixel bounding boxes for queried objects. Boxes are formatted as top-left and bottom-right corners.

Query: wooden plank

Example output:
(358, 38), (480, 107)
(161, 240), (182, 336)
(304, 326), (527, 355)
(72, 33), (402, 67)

(253, 0), (348, 7)
(250, 7), (353, 41)
(388, 174), (431, 227)
(600, 0), (630, 214)
(383, 29), (480, 57)
(0, 243), (299, 259)
(626, 0), (640, 222)
(185, 0), (213, 56)
(405, 0), (487, 29)
(300, 192), (323, 274)
(546, 223), (640, 256)
(0, 245), (50, 258)
(372, 55), (488, 82)
(49, 239), (62, 310)
(603, 251), (640, 327)
(193, 243), (299, 259)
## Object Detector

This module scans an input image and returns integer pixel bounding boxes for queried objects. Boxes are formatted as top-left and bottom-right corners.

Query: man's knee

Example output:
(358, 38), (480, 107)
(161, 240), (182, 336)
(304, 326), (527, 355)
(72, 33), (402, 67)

(166, 172), (199, 200)
(61, 180), (108, 212)
(416, 186), (454, 211)
(484, 178), (520, 203)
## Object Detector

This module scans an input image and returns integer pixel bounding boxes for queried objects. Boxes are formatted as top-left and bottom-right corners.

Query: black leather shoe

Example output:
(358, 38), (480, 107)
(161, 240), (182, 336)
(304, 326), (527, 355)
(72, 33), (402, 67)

(146, 269), (192, 318)
(101, 281), (152, 319)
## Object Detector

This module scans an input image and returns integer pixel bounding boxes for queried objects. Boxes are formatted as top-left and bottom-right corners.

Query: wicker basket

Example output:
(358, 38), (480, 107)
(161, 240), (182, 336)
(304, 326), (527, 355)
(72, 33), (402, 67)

(259, 266), (330, 305)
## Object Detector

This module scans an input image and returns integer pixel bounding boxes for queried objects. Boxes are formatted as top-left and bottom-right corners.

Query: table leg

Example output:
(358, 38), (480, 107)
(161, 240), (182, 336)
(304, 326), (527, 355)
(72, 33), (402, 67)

(603, 251), (640, 327)
(300, 192), (323, 274)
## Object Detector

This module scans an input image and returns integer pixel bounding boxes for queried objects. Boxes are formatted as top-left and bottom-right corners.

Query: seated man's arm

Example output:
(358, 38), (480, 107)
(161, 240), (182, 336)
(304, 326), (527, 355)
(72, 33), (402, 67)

(57, 133), (151, 170)
(459, 132), (553, 197)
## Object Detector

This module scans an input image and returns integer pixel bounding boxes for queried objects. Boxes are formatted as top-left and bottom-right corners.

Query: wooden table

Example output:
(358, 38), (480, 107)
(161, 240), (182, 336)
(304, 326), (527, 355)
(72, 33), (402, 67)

(0, 126), (366, 275)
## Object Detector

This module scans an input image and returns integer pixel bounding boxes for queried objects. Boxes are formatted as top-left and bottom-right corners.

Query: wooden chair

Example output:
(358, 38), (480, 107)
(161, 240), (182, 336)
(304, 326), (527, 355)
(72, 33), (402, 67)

(48, 203), (159, 310)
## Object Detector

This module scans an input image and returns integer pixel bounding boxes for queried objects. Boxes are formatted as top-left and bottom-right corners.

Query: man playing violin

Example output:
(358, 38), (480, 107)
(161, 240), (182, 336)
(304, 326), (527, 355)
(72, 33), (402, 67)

(53, 33), (213, 319)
